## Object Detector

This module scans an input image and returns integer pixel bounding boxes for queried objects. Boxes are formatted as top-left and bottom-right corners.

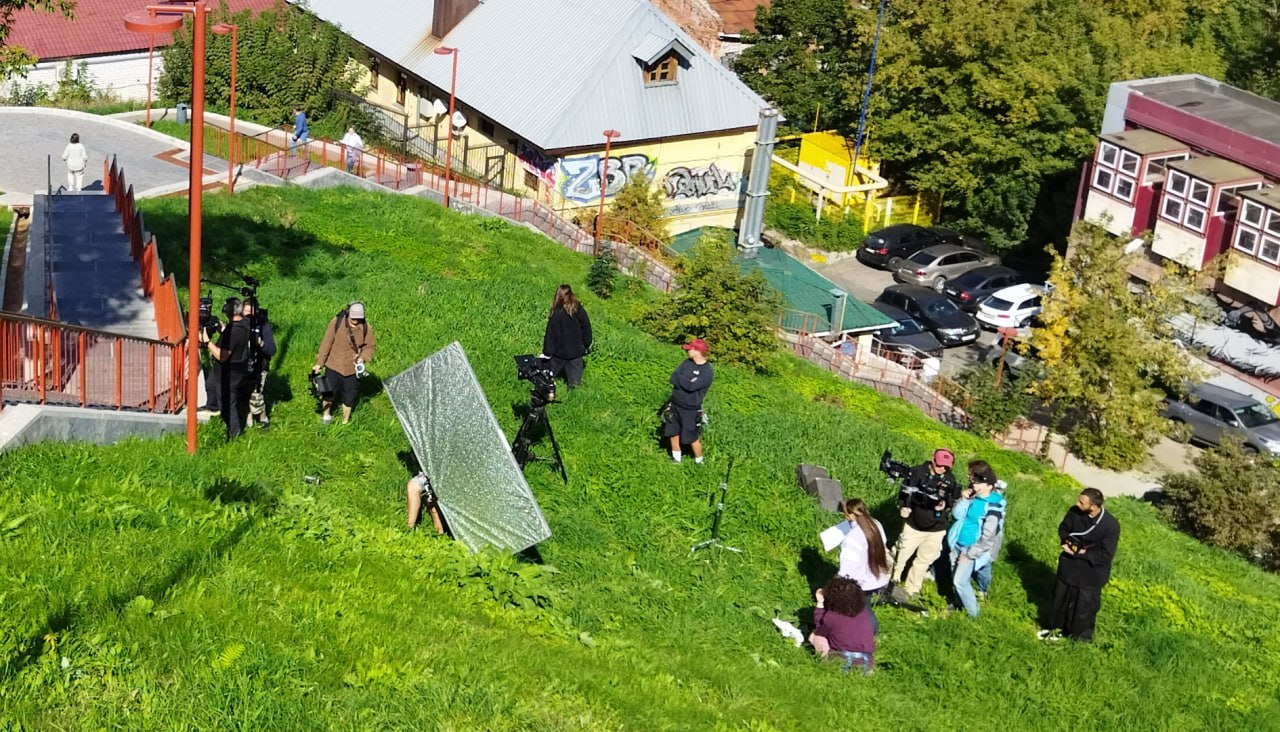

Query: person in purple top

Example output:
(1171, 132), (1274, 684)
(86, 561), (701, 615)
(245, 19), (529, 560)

(809, 575), (876, 675)
(290, 106), (309, 157)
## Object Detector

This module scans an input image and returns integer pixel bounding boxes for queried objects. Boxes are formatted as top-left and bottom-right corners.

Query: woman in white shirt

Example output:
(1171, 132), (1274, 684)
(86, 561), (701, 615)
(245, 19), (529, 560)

(835, 497), (891, 632)
(61, 133), (89, 192)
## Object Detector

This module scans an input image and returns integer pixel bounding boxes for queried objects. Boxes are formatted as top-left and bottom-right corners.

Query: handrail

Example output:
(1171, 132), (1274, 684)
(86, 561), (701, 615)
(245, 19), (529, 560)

(0, 309), (180, 348)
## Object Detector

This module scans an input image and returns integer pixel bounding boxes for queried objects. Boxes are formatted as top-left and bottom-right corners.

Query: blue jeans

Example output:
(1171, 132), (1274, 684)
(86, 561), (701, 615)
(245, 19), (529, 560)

(953, 554), (985, 617)
(291, 131), (308, 156)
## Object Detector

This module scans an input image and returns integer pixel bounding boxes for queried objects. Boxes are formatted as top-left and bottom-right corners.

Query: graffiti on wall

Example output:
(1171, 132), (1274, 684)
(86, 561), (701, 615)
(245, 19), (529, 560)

(558, 153), (656, 203)
(663, 162), (741, 200)
(516, 141), (557, 188)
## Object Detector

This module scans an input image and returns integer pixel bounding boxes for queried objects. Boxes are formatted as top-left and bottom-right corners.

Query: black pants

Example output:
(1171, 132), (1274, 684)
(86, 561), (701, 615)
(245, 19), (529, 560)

(1050, 578), (1102, 642)
(548, 356), (584, 388)
(221, 367), (250, 438)
(205, 360), (222, 411)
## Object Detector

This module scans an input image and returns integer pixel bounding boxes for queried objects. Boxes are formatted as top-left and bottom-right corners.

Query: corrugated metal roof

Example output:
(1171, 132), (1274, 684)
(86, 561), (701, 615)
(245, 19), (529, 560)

(293, 0), (768, 152)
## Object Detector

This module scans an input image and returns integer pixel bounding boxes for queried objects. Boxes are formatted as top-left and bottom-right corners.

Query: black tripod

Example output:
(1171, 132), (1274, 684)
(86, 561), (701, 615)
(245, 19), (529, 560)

(511, 398), (567, 483)
(691, 457), (741, 555)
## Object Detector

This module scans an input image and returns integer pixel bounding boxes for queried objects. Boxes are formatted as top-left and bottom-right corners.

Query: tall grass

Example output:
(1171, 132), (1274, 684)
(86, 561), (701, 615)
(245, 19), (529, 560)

(1, 187), (1278, 729)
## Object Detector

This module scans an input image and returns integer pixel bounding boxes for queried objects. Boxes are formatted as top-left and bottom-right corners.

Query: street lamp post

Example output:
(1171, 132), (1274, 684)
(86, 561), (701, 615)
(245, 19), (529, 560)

(595, 129), (621, 256)
(433, 46), (458, 208)
(212, 23), (238, 195)
(126, 1), (210, 454)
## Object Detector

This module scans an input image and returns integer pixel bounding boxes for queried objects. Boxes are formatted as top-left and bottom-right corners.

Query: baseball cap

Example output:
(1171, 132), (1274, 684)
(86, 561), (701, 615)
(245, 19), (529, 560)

(348, 302), (365, 320)
(682, 338), (709, 354)
(932, 448), (954, 468)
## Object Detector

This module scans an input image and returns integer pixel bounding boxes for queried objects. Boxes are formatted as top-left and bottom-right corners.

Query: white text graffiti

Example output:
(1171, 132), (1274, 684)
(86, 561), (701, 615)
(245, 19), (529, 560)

(663, 163), (741, 200)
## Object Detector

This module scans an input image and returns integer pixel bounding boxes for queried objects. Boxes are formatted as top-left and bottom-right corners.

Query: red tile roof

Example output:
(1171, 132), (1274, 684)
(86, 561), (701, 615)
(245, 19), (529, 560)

(7, 0), (277, 61)
(709, 0), (771, 34)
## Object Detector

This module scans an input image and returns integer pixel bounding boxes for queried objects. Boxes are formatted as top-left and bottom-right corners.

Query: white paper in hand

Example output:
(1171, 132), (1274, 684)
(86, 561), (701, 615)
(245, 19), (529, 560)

(820, 520), (852, 552)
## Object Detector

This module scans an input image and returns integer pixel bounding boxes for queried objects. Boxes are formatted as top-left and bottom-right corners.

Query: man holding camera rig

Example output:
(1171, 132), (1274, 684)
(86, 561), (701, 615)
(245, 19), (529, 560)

(200, 298), (253, 438)
(888, 448), (959, 603)
(1041, 488), (1120, 643)
(242, 298), (277, 430)
(313, 302), (377, 425)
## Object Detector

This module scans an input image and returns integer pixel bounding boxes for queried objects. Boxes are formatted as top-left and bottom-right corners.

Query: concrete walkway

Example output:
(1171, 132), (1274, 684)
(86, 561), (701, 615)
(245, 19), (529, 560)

(0, 106), (228, 206)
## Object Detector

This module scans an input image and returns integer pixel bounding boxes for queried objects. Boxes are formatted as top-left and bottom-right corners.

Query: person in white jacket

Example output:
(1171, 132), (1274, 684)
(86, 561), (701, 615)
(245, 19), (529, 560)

(61, 133), (89, 192)
(340, 127), (363, 174)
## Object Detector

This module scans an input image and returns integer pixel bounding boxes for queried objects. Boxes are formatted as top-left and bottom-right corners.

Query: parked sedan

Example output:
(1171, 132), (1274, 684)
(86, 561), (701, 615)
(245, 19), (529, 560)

(856, 224), (978, 269)
(875, 284), (980, 347)
(869, 303), (944, 358)
(942, 266), (1024, 312)
(975, 283), (1047, 330)
(1163, 383), (1280, 455)
(890, 244), (1001, 291)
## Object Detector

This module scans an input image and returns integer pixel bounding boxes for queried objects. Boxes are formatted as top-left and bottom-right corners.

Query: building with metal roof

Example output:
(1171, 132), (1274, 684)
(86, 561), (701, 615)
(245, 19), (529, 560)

(291, 0), (770, 234)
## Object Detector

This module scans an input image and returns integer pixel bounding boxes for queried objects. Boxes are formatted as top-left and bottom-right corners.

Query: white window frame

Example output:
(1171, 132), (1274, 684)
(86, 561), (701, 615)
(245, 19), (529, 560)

(1241, 201), (1265, 227)
(1161, 196), (1184, 223)
(1183, 205), (1207, 233)
(1190, 180), (1211, 205)
(1267, 211), (1280, 237)
(1092, 141), (1137, 203)
(1119, 151), (1139, 175)
(1234, 227), (1259, 255)
(1099, 142), (1118, 167)
(1260, 236), (1280, 265)
(1167, 170), (1188, 196)
(1093, 167), (1114, 192)
(1114, 176), (1136, 202)
(1159, 171), (1212, 234)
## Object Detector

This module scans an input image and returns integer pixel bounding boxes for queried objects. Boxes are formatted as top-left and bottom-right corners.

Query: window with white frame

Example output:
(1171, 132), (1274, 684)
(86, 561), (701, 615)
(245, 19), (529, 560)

(1233, 202), (1280, 266)
(1160, 170), (1209, 233)
(1091, 142), (1138, 203)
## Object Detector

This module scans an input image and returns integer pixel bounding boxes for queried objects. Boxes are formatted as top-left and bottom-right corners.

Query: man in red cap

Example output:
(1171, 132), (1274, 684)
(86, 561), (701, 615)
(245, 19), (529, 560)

(663, 338), (714, 463)
(888, 447), (959, 603)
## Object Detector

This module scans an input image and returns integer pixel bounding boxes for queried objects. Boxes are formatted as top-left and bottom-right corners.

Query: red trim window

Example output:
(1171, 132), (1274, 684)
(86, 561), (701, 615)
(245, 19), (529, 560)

(1234, 200), (1280, 266)
(1092, 142), (1139, 203)
(1160, 170), (1211, 234)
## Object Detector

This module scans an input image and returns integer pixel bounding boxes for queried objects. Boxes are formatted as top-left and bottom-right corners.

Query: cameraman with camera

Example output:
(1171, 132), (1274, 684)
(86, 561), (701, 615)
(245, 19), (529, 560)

(1041, 488), (1120, 643)
(242, 297), (276, 430)
(313, 302), (377, 425)
(887, 448), (959, 604)
(197, 296), (223, 416)
(201, 297), (253, 438)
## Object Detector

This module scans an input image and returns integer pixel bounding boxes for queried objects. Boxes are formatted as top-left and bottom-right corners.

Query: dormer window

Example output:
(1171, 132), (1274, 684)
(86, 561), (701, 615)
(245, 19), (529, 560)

(645, 54), (678, 86)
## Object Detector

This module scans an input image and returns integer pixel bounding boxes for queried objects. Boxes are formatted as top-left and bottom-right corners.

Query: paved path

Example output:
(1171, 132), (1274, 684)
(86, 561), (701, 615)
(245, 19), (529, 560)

(0, 107), (227, 206)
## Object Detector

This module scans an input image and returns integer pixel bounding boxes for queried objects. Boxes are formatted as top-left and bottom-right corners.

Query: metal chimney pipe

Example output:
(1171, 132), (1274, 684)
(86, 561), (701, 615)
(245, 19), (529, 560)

(739, 107), (779, 255)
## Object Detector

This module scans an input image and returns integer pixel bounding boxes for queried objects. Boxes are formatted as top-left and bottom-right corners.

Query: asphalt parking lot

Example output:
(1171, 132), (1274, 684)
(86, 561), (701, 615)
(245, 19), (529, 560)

(813, 253), (1001, 378)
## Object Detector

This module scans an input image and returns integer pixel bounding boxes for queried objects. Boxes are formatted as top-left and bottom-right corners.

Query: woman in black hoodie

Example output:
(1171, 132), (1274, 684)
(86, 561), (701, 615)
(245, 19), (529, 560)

(542, 284), (593, 388)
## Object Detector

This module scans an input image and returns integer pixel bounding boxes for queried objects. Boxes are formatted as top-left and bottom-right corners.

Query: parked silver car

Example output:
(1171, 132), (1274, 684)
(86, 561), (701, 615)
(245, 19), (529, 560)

(1163, 383), (1280, 456)
(891, 244), (1001, 291)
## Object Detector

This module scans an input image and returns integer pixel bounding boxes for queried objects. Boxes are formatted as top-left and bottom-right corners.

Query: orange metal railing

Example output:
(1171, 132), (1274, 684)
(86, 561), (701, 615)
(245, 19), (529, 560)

(0, 311), (188, 413)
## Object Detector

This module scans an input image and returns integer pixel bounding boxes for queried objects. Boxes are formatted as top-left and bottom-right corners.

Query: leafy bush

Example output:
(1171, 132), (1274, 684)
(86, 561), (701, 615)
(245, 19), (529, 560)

(638, 230), (781, 371)
(764, 194), (867, 252)
(954, 362), (1031, 437)
(1161, 437), (1280, 570)
(603, 174), (669, 246)
(586, 249), (617, 299)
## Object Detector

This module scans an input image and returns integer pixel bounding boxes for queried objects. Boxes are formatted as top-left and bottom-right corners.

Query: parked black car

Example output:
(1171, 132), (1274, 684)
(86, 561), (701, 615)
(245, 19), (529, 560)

(856, 224), (979, 269)
(869, 303), (944, 358)
(875, 284), (980, 347)
(942, 265), (1024, 312)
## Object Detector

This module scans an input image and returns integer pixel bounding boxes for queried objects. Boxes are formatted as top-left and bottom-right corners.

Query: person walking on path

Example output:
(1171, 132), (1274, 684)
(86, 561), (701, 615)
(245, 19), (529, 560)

(61, 133), (88, 192)
(312, 302), (377, 425)
(290, 107), (309, 158)
(1041, 488), (1120, 643)
(946, 460), (1007, 617)
(340, 126), (363, 174)
(542, 284), (593, 388)
(663, 338), (713, 464)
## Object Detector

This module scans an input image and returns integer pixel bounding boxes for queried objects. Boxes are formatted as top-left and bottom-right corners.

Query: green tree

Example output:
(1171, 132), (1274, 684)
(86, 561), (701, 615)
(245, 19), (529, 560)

(954, 361), (1032, 438)
(602, 174), (669, 246)
(1161, 436), (1280, 570)
(586, 250), (617, 300)
(158, 1), (364, 137)
(1028, 222), (1211, 469)
(0, 1), (74, 80)
(639, 230), (781, 372)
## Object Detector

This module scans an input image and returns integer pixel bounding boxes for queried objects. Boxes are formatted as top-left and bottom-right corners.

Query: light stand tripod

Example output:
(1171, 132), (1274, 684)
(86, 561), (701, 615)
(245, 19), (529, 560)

(511, 397), (567, 483)
(691, 456), (741, 555)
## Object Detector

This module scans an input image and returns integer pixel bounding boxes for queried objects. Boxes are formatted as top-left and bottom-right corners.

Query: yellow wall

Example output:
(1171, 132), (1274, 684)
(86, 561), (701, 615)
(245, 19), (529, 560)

(796, 131), (881, 206)
(1083, 193), (1136, 237)
(1224, 252), (1280, 306)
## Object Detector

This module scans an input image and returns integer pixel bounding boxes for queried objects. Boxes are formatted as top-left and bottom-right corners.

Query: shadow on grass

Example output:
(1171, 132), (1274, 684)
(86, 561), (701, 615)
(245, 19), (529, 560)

(203, 478), (279, 514)
(1005, 539), (1057, 625)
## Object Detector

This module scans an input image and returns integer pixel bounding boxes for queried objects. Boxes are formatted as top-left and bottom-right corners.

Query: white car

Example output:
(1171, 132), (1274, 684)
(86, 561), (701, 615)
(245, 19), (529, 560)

(976, 284), (1046, 329)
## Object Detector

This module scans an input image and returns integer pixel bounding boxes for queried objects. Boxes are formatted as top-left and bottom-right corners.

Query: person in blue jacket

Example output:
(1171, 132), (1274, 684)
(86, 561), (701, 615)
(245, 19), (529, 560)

(946, 460), (1007, 617)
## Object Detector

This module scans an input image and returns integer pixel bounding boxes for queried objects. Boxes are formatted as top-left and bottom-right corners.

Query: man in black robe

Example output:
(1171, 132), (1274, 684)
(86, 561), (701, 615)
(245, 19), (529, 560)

(1041, 488), (1120, 643)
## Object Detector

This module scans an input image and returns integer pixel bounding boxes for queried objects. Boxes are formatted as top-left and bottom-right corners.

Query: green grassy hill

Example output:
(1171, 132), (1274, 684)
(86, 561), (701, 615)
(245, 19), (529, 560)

(2, 187), (1278, 730)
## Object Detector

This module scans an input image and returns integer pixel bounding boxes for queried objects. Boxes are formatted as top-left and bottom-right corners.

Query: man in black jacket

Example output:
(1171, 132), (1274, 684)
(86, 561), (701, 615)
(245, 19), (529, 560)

(1042, 488), (1120, 643)
(888, 449), (959, 602)
(202, 298), (252, 439)
(664, 338), (713, 464)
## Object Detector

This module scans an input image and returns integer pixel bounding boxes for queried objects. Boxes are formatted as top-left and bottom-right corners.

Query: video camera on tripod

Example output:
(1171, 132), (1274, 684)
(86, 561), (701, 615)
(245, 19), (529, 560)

(510, 354), (566, 482)
(201, 270), (269, 372)
(515, 354), (557, 407)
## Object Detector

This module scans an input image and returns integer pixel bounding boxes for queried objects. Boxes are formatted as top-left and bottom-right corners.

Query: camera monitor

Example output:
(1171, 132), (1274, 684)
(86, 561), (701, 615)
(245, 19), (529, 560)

(386, 341), (552, 554)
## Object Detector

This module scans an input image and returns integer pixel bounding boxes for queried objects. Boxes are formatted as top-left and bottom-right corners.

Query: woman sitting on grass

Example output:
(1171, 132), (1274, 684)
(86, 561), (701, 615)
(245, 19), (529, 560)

(809, 576), (876, 675)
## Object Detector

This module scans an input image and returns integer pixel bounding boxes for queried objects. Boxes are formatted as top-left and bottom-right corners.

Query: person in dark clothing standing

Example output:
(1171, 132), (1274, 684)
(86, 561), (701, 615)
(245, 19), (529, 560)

(664, 338), (713, 464)
(243, 298), (277, 430)
(888, 448), (959, 603)
(1042, 488), (1120, 643)
(202, 298), (252, 438)
(541, 284), (592, 388)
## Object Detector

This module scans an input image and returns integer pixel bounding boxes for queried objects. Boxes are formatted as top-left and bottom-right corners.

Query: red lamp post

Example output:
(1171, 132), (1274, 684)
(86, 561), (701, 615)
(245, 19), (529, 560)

(433, 46), (458, 208)
(212, 23), (237, 195)
(595, 129), (621, 256)
(126, 1), (210, 454)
